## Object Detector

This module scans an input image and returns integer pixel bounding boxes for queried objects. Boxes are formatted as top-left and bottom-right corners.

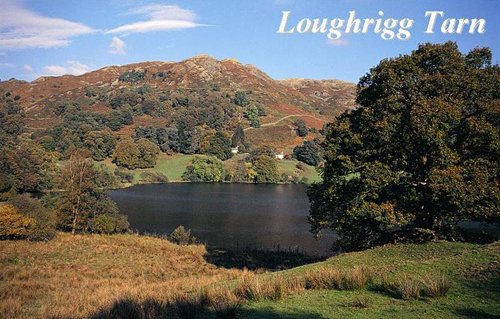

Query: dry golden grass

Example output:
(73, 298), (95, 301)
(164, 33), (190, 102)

(421, 274), (452, 298)
(303, 266), (373, 291)
(0, 233), (245, 319)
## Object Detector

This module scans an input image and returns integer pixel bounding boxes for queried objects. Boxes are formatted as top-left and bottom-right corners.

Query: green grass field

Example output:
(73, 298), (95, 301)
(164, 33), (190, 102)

(102, 153), (199, 182)
(101, 153), (321, 184)
(239, 241), (500, 318)
(277, 159), (321, 183)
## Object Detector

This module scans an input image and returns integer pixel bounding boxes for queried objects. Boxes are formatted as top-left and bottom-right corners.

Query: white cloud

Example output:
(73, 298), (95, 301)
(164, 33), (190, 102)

(0, 0), (94, 50)
(43, 65), (67, 76)
(125, 4), (197, 21)
(23, 64), (33, 72)
(0, 62), (15, 68)
(108, 36), (126, 54)
(327, 38), (350, 46)
(42, 60), (91, 76)
(67, 60), (91, 75)
(107, 4), (206, 35)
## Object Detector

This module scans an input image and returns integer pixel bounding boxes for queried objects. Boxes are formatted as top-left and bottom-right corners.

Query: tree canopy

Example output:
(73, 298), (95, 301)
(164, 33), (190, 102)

(308, 42), (500, 251)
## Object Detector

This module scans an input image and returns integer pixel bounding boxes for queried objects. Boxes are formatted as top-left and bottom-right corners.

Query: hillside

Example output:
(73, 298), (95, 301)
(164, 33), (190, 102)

(1, 233), (498, 319)
(0, 55), (356, 149)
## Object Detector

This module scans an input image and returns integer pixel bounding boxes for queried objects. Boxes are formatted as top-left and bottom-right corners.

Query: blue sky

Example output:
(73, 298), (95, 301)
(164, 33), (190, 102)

(0, 0), (498, 83)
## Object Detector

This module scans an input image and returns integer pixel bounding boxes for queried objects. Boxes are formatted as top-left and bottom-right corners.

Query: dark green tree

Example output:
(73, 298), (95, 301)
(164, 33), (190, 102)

(308, 42), (500, 251)
(293, 139), (322, 166)
(294, 119), (308, 137)
(231, 124), (245, 148)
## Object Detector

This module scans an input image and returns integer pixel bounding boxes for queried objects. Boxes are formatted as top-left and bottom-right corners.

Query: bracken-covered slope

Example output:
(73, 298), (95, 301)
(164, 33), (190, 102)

(0, 55), (356, 148)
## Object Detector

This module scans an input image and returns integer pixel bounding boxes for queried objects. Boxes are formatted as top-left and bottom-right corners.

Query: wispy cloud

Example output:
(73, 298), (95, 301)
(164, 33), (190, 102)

(0, 0), (94, 50)
(108, 36), (126, 54)
(107, 4), (206, 35)
(327, 38), (350, 46)
(0, 62), (15, 68)
(42, 60), (91, 76)
(23, 64), (33, 72)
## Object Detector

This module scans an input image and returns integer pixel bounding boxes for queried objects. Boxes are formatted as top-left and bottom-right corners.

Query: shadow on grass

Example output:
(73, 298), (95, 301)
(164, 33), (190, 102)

(204, 246), (327, 271)
(452, 309), (500, 319)
(85, 298), (327, 319)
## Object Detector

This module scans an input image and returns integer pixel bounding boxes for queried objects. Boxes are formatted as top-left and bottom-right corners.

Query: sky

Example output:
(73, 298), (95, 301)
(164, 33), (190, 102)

(0, 0), (499, 83)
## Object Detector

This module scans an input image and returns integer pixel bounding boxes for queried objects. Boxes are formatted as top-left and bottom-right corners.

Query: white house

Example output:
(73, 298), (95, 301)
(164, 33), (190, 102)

(275, 152), (284, 160)
(231, 146), (239, 154)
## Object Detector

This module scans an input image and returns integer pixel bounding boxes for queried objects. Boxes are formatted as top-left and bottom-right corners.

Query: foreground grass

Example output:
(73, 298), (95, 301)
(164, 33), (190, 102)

(242, 241), (500, 318)
(0, 233), (244, 319)
(1, 234), (498, 319)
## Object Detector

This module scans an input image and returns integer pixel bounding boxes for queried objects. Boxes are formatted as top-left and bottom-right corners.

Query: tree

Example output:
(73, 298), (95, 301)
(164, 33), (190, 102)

(0, 204), (35, 240)
(57, 150), (128, 234)
(253, 155), (279, 183)
(294, 119), (308, 137)
(136, 138), (159, 168)
(231, 124), (245, 148)
(308, 42), (500, 251)
(113, 137), (140, 169)
(246, 105), (260, 128)
(0, 141), (57, 194)
(233, 91), (249, 106)
(58, 150), (94, 234)
(182, 156), (225, 182)
(201, 131), (232, 161)
(84, 130), (116, 161)
(293, 139), (322, 166)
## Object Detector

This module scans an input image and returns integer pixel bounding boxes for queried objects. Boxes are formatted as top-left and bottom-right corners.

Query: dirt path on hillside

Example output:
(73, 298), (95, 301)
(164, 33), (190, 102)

(243, 114), (326, 131)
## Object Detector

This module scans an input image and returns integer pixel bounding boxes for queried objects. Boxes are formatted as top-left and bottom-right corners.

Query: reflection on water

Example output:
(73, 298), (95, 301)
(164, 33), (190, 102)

(111, 183), (336, 256)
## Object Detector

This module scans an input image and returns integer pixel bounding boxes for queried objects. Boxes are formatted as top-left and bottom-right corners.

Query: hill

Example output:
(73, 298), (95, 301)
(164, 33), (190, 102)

(0, 55), (356, 150)
(1, 233), (498, 318)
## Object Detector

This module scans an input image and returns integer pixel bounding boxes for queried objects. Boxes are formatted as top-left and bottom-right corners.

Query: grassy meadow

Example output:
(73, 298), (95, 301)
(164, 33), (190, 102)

(1, 233), (498, 319)
(101, 153), (320, 184)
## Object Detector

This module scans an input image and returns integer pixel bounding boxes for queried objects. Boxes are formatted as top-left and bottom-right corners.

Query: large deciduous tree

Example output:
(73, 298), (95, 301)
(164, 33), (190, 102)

(308, 42), (500, 251)
(58, 150), (128, 234)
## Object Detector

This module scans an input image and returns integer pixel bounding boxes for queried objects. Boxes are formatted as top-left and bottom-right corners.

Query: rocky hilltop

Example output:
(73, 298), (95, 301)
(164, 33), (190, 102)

(0, 55), (357, 148)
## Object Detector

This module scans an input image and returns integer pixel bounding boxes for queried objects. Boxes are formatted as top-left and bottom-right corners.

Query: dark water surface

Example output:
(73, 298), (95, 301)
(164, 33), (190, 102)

(111, 183), (336, 256)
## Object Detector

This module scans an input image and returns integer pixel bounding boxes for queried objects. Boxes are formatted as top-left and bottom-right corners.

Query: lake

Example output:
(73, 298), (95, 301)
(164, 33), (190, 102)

(111, 183), (336, 256)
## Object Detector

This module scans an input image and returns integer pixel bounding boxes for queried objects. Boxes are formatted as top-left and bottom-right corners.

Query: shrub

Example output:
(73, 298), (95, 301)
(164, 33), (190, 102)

(304, 267), (342, 290)
(343, 267), (373, 291)
(395, 275), (422, 300)
(422, 274), (452, 298)
(269, 275), (286, 301)
(115, 169), (134, 183)
(140, 172), (169, 184)
(235, 274), (266, 301)
(119, 70), (147, 83)
(210, 288), (242, 319)
(168, 225), (196, 245)
(10, 194), (57, 241)
(294, 119), (308, 137)
(90, 214), (129, 234)
(296, 162), (307, 171)
(351, 295), (370, 308)
(0, 204), (35, 240)
(171, 293), (201, 319)
(182, 156), (225, 183)
(234, 274), (289, 301)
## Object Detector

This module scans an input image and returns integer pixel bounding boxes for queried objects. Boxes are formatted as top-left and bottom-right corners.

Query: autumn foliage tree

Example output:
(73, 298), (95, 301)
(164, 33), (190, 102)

(308, 42), (500, 251)
(57, 150), (128, 234)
